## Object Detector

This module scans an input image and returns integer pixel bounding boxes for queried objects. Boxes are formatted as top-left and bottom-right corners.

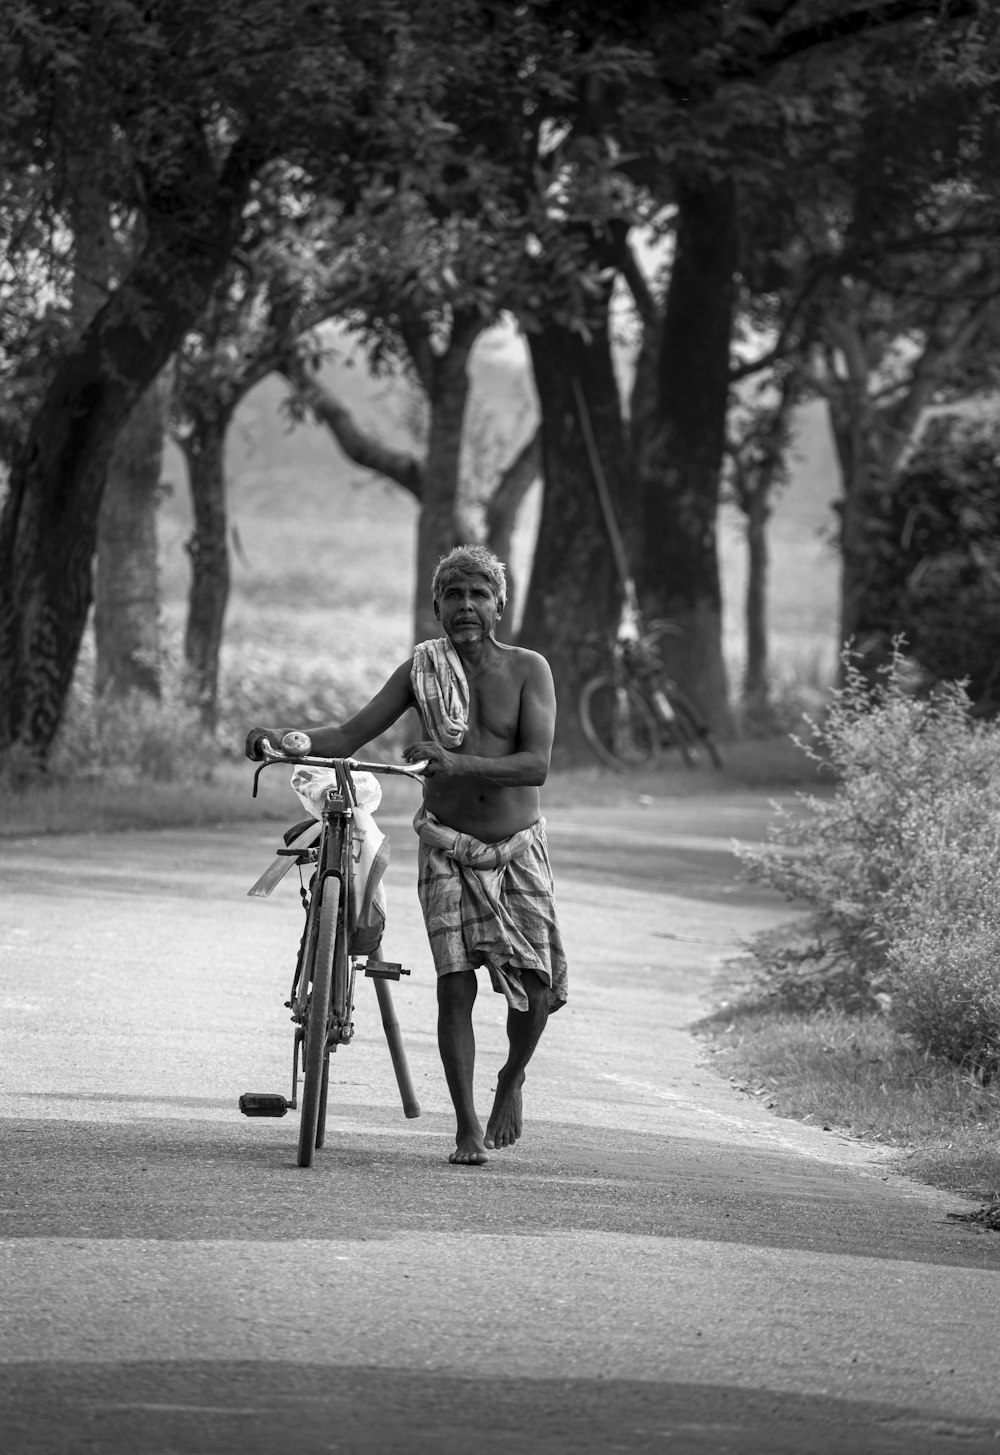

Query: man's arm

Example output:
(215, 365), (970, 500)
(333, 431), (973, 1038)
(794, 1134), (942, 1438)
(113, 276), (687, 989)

(246, 658), (416, 760)
(402, 653), (555, 785)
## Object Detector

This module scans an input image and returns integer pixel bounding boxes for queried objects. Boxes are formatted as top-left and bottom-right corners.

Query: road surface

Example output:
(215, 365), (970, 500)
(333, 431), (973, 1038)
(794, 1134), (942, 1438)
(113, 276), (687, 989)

(1, 791), (998, 1454)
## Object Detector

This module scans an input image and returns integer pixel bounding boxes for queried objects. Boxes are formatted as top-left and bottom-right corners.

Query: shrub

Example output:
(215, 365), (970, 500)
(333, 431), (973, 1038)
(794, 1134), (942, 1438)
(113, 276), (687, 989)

(886, 788), (1000, 1076)
(739, 649), (1000, 1064)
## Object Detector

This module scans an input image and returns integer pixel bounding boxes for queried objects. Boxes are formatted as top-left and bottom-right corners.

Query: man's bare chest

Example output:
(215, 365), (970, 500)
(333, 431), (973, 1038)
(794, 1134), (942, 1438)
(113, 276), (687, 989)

(464, 673), (522, 748)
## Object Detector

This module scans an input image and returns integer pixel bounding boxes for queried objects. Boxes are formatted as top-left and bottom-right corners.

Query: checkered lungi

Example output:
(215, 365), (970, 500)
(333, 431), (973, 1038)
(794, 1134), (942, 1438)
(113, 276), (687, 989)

(414, 807), (568, 1013)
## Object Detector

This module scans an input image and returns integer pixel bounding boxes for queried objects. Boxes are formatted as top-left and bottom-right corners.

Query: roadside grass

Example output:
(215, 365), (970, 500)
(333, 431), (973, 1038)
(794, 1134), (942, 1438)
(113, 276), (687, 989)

(695, 988), (1000, 1199)
(0, 760), (275, 837)
(704, 660), (1000, 1208)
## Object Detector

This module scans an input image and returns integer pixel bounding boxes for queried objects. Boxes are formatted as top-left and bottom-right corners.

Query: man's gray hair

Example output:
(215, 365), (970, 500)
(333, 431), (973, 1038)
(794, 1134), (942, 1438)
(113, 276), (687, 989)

(431, 545), (507, 613)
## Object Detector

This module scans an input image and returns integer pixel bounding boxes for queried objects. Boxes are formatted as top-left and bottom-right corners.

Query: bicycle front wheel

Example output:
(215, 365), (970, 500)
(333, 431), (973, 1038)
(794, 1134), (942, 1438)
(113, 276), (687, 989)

(297, 875), (341, 1168)
(579, 676), (660, 771)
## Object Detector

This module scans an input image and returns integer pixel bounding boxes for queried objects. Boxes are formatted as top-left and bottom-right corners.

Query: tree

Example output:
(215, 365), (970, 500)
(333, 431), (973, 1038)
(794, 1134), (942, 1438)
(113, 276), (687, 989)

(169, 174), (357, 729)
(859, 413), (1000, 709)
(517, 304), (628, 762)
(0, 0), (453, 765)
(95, 377), (170, 701)
(631, 177), (739, 735)
(169, 158), (540, 719)
(287, 144), (541, 641)
(65, 155), (169, 705)
(283, 352), (540, 635)
(522, 0), (994, 736)
(728, 6), (1000, 689)
(724, 361), (803, 717)
(6, 0), (995, 766)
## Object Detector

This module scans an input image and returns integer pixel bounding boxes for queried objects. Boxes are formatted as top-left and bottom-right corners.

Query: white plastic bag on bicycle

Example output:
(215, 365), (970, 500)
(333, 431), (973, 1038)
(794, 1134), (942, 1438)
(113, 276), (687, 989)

(290, 767), (382, 817)
(290, 767), (387, 956)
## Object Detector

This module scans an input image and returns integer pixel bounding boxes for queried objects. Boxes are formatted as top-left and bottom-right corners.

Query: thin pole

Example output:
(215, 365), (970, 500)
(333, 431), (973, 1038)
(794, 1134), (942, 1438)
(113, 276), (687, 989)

(572, 377), (639, 616)
(373, 974), (421, 1119)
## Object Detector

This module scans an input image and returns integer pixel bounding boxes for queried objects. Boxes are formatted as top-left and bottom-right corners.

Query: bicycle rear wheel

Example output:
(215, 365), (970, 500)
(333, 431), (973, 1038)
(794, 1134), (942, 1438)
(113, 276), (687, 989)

(297, 875), (341, 1167)
(667, 691), (724, 769)
(579, 676), (660, 771)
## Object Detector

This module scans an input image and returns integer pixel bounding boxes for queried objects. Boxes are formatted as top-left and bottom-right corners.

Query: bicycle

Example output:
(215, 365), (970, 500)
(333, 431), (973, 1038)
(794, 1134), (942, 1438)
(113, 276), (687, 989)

(579, 618), (723, 772)
(239, 731), (428, 1167)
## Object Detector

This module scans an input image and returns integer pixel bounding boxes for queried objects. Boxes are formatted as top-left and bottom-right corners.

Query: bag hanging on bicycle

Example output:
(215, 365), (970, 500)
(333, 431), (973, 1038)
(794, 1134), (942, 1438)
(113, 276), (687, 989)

(288, 766), (390, 957)
(347, 809), (389, 956)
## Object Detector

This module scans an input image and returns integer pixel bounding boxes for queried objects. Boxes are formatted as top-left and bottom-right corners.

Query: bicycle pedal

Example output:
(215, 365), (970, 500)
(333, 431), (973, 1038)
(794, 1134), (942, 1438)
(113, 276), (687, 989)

(239, 1092), (289, 1117)
(364, 960), (410, 980)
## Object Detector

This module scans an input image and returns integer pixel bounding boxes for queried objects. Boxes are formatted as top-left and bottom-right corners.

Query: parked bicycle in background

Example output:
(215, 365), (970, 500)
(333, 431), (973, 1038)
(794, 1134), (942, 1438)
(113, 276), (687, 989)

(579, 606), (723, 772)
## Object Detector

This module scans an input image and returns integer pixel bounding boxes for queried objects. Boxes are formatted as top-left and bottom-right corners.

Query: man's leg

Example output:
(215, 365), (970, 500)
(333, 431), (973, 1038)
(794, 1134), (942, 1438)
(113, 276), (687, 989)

(437, 969), (488, 1165)
(486, 967), (549, 1150)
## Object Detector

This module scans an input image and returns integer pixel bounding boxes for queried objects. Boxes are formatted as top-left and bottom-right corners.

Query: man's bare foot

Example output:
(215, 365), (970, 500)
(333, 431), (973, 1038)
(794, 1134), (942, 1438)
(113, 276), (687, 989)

(485, 1068), (524, 1149)
(449, 1127), (489, 1166)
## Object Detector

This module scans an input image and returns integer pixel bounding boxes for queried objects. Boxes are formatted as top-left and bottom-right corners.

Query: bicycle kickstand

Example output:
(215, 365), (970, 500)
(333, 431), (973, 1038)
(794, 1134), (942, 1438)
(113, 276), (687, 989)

(365, 968), (421, 1120)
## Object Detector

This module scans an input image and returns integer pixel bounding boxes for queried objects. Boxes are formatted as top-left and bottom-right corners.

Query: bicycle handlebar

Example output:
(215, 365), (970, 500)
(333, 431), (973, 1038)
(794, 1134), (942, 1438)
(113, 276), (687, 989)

(257, 734), (429, 781)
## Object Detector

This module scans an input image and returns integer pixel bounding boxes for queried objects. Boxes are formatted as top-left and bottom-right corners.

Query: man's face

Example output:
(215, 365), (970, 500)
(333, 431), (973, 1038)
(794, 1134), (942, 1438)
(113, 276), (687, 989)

(435, 571), (500, 644)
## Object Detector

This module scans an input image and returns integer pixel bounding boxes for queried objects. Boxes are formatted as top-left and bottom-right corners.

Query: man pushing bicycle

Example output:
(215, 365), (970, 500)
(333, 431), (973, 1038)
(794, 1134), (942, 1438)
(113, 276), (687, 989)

(245, 544), (567, 1166)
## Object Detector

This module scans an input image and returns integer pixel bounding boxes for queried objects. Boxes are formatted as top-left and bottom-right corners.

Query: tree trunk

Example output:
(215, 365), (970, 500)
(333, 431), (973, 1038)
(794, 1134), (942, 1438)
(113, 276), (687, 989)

(826, 391), (890, 681)
(518, 314), (624, 764)
(412, 322), (482, 642)
(181, 409), (234, 732)
(0, 137), (261, 763)
(95, 377), (169, 700)
(485, 428), (540, 639)
(743, 488), (771, 711)
(632, 177), (737, 737)
(72, 163), (164, 706)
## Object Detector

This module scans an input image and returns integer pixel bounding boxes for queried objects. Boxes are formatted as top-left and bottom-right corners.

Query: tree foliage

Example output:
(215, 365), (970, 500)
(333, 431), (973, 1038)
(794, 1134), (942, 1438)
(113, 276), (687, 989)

(860, 415), (1000, 709)
(4, 0), (1000, 765)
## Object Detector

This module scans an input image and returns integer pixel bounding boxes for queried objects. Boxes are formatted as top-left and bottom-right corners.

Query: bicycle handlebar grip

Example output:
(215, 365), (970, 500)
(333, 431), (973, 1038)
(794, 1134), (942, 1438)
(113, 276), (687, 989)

(281, 730), (313, 756)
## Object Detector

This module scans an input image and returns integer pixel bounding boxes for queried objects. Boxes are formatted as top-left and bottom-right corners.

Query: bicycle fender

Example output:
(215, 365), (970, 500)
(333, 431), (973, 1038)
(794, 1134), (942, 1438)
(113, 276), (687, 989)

(247, 820), (322, 898)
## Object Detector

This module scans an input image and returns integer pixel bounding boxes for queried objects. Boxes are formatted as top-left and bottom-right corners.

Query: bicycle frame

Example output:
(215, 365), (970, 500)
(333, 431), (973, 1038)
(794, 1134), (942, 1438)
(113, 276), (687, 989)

(618, 636), (680, 729)
(284, 757), (357, 1062)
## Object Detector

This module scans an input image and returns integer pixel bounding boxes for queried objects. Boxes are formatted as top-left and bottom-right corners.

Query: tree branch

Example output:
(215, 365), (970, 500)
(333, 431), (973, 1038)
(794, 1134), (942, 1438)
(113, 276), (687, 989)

(399, 315), (435, 394)
(750, 0), (975, 75)
(616, 237), (659, 329)
(279, 353), (423, 498)
(486, 427), (541, 539)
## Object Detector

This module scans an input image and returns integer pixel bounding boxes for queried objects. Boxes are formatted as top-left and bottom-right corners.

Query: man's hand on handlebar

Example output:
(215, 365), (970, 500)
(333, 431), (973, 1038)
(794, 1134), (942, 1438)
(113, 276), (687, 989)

(403, 740), (454, 777)
(244, 726), (282, 762)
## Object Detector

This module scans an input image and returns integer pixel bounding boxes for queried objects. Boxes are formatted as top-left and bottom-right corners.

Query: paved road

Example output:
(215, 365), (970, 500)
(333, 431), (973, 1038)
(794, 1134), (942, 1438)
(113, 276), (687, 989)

(1, 792), (998, 1454)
